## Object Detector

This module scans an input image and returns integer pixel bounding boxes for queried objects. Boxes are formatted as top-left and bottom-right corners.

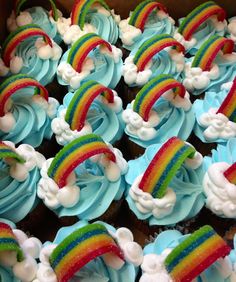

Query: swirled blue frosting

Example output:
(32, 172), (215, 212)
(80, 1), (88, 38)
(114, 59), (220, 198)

(9, 38), (61, 86)
(177, 17), (226, 55)
(57, 48), (122, 90)
(0, 89), (58, 148)
(124, 97), (195, 148)
(86, 8), (119, 44)
(121, 11), (175, 51)
(143, 230), (234, 281)
(0, 158), (40, 223)
(193, 85), (234, 144)
(125, 143), (206, 226)
(54, 159), (125, 220)
(44, 220), (137, 282)
(56, 91), (124, 145)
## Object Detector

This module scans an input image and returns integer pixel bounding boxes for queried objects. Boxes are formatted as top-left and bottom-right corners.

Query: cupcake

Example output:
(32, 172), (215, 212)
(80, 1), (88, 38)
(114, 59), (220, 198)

(57, 33), (123, 91)
(0, 24), (62, 86)
(193, 79), (236, 145)
(7, 0), (62, 44)
(52, 80), (124, 146)
(0, 140), (45, 223)
(0, 220), (42, 282)
(174, 1), (227, 55)
(122, 34), (185, 101)
(56, 0), (120, 46)
(141, 225), (235, 281)
(0, 74), (59, 150)
(202, 138), (236, 219)
(125, 137), (205, 227)
(37, 134), (128, 222)
(183, 35), (236, 96)
(35, 220), (143, 282)
(122, 75), (194, 156)
(119, 0), (175, 52)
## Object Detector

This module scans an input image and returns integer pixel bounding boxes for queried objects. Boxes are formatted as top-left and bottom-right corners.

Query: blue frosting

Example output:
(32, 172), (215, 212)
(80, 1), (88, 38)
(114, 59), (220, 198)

(44, 220), (137, 282)
(54, 159), (125, 220)
(86, 8), (119, 44)
(124, 97), (195, 148)
(125, 143), (206, 226)
(57, 48), (122, 90)
(193, 85), (235, 144)
(0, 158), (40, 223)
(57, 91), (124, 145)
(121, 11), (176, 51)
(0, 88), (58, 148)
(143, 229), (234, 281)
(229, 234), (236, 271)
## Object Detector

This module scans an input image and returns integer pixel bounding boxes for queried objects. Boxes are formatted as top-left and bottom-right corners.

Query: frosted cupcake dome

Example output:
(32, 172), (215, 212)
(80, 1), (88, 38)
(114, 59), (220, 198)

(57, 33), (123, 91)
(174, 1), (227, 55)
(37, 134), (127, 220)
(35, 221), (143, 282)
(119, 0), (175, 52)
(0, 24), (62, 86)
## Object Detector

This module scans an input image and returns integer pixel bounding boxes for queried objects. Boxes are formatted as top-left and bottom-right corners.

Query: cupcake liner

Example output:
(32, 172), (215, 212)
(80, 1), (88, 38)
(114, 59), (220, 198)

(123, 135), (145, 159)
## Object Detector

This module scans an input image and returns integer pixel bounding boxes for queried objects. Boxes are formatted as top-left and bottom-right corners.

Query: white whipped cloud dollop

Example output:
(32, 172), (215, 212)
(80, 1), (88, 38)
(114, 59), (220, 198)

(3, 141), (45, 182)
(119, 18), (142, 46)
(199, 108), (236, 141)
(35, 38), (62, 61)
(0, 227), (42, 282)
(129, 175), (177, 218)
(228, 19), (236, 42)
(38, 145), (128, 209)
(203, 162), (236, 218)
(7, 11), (33, 32)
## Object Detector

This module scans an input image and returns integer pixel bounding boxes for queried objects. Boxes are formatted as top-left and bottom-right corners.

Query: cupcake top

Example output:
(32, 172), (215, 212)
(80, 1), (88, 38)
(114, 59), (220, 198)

(141, 225), (235, 281)
(119, 0), (175, 51)
(38, 134), (128, 220)
(0, 74), (59, 148)
(125, 137), (205, 226)
(183, 35), (236, 96)
(123, 34), (185, 87)
(57, 33), (123, 90)
(56, 0), (120, 45)
(7, 0), (62, 43)
(36, 220), (143, 282)
(174, 1), (227, 55)
(0, 24), (62, 86)
(203, 138), (236, 219)
(193, 80), (236, 144)
(0, 220), (42, 282)
(0, 141), (45, 222)
(52, 80), (124, 146)
(122, 75), (194, 148)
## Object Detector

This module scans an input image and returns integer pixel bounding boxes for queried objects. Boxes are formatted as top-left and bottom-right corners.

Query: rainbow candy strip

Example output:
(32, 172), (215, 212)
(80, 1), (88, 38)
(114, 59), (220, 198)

(133, 74), (186, 122)
(128, 0), (167, 31)
(49, 223), (124, 282)
(0, 74), (48, 117)
(67, 33), (112, 73)
(71, 0), (109, 28)
(0, 142), (25, 164)
(139, 137), (195, 198)
(65, 80), (114, 131)
(192, 35), (234, 71)
(217, 78), (236, 122)
(133, 34), (185, 71)
(178, 1), (226, 40)
(224, 163), (236, 185)
(0, 222), (24, 262)
(2, 24), (53, 67)
(14, 0), (59, 20)
(164, 225), (231, 282)
(47, 134), (116, 188)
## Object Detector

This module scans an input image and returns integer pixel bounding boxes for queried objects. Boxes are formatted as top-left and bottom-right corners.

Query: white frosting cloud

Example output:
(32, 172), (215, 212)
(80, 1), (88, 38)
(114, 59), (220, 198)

(174, 32), (196, 50)
(203, 162), (236, 218)
(38, 145), (127, 209)
(228, 19), (236, 42)
(7, 11), (33, 32)
(0, 227), (42, 282)
(35, 38), (62, 61)
(0, 58), (9, 76)
(100, 45), (122, 63)
(119, 18), (142, 46)
(199, 108), (236, 141)
(129, 175), (177, 218)
(161, 89), (191, 111)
